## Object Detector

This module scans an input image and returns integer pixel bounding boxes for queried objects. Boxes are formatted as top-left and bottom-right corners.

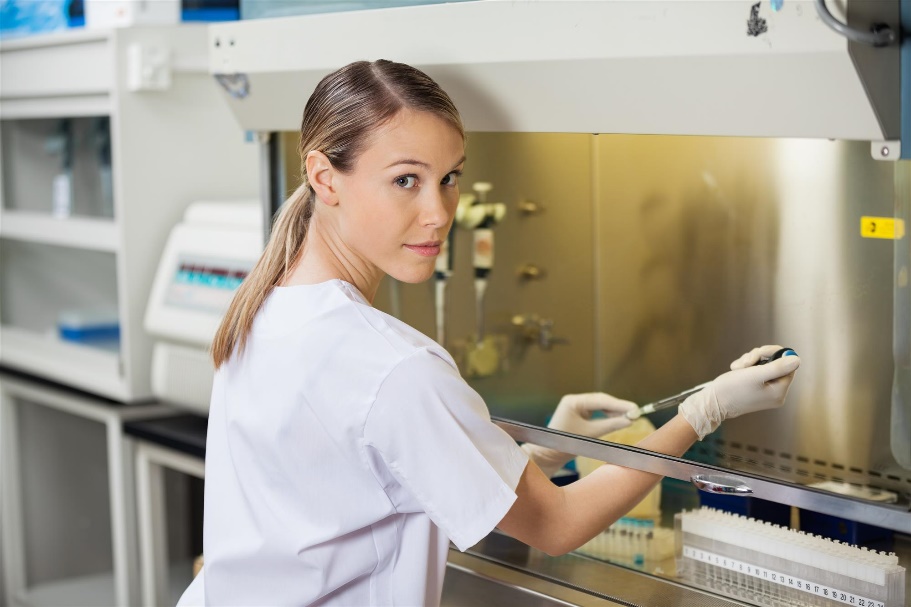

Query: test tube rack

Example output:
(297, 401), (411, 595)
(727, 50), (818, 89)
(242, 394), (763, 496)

(675, 507), (906, 607)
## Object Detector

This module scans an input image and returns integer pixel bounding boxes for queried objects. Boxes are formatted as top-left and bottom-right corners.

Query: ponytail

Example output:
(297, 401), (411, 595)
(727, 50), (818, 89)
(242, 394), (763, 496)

(210, 183), (313, 368)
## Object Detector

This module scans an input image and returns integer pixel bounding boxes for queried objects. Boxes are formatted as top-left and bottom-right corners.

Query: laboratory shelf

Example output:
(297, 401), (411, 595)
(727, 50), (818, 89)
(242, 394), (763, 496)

(0, 25), (259, 403)
(0, 29), (112, 102)
(0, 95), (113, 121)
(0, 210), (118, 252)
(0, 325), (126, 401)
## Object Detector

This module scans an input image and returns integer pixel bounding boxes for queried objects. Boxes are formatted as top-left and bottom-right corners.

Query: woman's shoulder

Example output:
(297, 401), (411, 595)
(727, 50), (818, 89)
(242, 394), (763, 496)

(261, 279), (454, 367)
(340, 289), (455, 369)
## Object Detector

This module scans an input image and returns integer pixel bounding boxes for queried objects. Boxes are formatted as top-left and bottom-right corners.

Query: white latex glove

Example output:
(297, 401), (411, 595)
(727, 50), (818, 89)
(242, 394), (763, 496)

(679, 345), (801, 440)
(522, 393), (639, 478)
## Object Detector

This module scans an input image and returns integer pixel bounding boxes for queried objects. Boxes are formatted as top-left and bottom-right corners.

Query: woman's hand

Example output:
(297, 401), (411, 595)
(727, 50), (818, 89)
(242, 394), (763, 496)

(679, 345), (800, 440)
(521, 392), (638, 477)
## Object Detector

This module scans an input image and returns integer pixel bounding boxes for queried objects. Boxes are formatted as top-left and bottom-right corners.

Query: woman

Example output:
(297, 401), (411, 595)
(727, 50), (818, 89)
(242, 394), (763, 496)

(177, 60), (799, 606)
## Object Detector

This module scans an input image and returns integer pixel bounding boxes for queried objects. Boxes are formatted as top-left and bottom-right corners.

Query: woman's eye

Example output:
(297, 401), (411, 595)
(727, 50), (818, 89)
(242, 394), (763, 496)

(441, 171), (461, 187)
(394, 175), (418, 189)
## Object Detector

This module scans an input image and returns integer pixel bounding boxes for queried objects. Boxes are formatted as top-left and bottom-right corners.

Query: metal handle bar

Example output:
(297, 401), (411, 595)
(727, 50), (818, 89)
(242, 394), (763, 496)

(492, 417), (911, 533)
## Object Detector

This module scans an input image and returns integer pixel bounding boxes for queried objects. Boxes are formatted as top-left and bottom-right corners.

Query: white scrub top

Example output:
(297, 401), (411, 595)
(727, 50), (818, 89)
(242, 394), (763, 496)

(176, 279), (528, 606)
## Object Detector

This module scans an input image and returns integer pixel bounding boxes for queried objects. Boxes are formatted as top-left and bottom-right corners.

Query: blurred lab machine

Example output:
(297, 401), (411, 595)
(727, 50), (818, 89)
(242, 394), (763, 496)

(144, 201), (262, 413)
(208, 1), (910, 606)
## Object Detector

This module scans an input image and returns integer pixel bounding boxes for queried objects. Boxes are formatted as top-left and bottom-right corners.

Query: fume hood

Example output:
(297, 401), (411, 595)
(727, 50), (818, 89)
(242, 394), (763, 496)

(208, 0), (905, 154)
(204, 2), (910, 606)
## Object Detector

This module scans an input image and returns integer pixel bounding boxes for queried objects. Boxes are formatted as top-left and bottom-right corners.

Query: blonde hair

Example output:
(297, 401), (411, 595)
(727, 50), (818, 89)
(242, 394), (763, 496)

(211, 60), (464, 368)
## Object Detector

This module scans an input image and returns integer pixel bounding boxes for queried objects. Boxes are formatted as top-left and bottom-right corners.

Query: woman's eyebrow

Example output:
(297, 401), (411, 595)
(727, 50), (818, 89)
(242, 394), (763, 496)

(385, 159), (430, 169)
(385, 155), (467, 170)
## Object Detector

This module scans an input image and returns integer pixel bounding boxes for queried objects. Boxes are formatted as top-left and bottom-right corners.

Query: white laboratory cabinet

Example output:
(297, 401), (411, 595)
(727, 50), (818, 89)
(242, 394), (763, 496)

(0, 25), (260, 402)
(0, 23), (259, 607)
(0, 375), (174, 607)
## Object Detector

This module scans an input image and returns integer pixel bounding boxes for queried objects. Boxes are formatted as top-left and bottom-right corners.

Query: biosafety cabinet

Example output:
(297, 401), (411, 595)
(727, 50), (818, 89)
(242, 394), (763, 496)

(209, 2), (911, 606)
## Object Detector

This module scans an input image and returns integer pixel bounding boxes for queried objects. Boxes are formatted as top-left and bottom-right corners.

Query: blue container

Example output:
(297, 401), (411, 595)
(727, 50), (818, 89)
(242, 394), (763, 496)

(799, 510), (894, 551)
(63, 0), (239, 27)
(58, 310), (120, 347)
(240, 0), (470, 21)
(0, 0), (70, 37)
(698, 492), (791, 527)
(183, 0), (238, 22)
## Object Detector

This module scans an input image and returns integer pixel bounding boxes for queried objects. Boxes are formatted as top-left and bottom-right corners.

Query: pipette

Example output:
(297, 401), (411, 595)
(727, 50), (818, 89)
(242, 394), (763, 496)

(626, 347), (797, 420)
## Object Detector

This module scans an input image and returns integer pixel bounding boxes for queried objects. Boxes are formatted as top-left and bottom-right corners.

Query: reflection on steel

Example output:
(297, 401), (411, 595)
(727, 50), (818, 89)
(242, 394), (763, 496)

(690, 473), (753, 495)
(459, 534), (747, 607)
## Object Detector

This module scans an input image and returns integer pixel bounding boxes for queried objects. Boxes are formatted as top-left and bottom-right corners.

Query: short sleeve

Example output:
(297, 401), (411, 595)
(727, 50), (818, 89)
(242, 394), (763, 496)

(363, 349), (529, 551)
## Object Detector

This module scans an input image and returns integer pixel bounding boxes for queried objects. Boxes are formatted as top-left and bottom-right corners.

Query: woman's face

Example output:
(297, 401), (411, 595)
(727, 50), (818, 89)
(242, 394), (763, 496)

(331, 109), (465, 284)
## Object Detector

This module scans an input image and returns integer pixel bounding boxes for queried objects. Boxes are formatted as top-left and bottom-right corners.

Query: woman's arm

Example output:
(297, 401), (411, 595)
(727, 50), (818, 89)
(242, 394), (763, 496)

(497, 346), (800, 556)
(497, 413), (696, 556)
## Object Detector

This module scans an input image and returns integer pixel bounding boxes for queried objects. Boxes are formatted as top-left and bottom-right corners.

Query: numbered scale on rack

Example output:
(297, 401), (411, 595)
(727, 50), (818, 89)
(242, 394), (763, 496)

(681, 546), (885, 607)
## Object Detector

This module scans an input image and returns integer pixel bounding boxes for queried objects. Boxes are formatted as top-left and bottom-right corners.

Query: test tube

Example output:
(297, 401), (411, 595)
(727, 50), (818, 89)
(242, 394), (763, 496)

(634, 520), (646, 566)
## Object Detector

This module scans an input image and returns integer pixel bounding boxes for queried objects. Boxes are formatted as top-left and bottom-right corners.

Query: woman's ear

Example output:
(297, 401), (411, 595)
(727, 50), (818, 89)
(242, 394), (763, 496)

(305, 150), (339, 206)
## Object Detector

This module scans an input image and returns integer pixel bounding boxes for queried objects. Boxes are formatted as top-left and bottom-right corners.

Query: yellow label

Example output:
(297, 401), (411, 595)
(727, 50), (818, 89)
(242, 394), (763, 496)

(860, 216), (905, 240)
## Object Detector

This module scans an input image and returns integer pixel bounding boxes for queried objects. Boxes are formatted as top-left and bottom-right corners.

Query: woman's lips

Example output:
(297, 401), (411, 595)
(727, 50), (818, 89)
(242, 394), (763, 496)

(404, 242), (442, 257)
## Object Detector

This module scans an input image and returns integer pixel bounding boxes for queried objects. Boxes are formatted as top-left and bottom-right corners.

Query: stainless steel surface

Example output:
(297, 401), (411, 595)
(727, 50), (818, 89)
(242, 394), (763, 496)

(893, 161), (911, 469)
(443, 553), (616, 607)
(494, 418), (911, 533)
(592, 136), (910, 502)
(702, 142), (909, 496)
(690, 474), (753, 495)
(454, 533), (750, 607)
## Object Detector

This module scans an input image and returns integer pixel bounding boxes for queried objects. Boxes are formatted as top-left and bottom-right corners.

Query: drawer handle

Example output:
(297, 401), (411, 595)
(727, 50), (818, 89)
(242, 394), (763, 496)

(691, 474), (753, 495)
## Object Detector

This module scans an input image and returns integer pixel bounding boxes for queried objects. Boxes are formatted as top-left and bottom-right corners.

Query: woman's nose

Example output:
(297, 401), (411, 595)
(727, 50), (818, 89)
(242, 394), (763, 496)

(421, 189), (454, 228)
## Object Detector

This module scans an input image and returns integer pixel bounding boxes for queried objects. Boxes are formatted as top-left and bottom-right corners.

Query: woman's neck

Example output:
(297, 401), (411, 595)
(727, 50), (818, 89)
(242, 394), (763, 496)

(281, 215), (382, 303)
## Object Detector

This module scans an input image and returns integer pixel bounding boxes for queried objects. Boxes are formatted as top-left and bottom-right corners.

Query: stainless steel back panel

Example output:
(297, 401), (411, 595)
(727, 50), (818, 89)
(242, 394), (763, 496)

(275, 131), (911, 501)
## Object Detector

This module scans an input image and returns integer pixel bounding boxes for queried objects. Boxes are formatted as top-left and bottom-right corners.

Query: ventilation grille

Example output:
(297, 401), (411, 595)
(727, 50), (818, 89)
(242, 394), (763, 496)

(692, 438), (911, 500)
